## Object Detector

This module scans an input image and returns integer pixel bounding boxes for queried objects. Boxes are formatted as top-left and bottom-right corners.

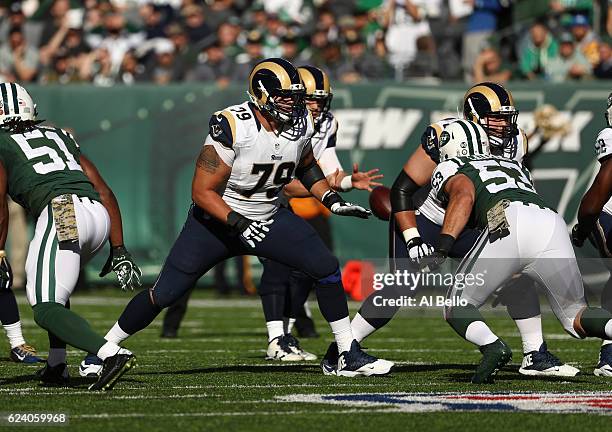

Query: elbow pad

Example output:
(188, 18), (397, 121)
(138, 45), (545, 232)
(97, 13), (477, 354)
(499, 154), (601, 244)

(390, 170), (420, 213)
(296, 160), (326, 190)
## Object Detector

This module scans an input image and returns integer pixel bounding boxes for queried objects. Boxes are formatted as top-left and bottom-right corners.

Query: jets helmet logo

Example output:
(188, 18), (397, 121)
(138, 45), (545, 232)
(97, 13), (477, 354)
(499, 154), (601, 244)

(439, 131), (451, 148)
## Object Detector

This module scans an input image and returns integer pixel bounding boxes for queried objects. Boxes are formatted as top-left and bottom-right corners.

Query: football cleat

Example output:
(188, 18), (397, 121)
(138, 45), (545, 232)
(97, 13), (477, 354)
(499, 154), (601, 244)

(321, 342), (339, 375)
(472, 339), (512, 384)
(336, 340), (394, 377)
(79, 353), (104, 377)
(265, 335), (303, 361)
(594, 343), (612, 377)
(10, 344), (43, 364)
(36, 362), (69, 386)
(88, 349), (136, 391)
(519, 342), (580, 377)
(284, 334), (317, 361)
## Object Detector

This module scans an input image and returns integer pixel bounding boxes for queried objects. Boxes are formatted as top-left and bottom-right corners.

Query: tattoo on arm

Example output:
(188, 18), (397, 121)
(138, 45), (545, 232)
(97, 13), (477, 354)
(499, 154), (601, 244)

(197, 146), (220, 173)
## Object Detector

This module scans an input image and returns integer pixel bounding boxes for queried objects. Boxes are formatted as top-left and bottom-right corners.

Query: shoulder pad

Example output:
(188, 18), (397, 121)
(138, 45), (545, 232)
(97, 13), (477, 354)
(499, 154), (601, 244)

(420, 124), (442, 163)
(209, 110), (236, 148)
(595, 127), (612, 161)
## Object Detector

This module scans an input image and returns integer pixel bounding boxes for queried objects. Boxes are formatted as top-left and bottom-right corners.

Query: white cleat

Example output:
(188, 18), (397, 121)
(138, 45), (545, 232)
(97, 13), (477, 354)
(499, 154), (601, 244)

(284, 334), (317, 361)
(79, 354), (104, 378)
(336, 340), (394, 377)
(594, 344), (612, 377)
(266, 335), (304, 361)
(518, 343), (580, 377)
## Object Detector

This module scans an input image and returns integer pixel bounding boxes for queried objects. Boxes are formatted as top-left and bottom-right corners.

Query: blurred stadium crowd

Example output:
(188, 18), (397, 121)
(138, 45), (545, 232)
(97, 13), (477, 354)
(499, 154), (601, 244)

(1, 0), (612, 86)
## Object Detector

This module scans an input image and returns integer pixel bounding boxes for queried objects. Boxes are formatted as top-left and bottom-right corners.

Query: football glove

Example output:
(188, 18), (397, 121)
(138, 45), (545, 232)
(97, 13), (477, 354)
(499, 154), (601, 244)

(571, 224), (588, 247)
(100, 245), (142, 291)
(419, 250), (447, 273)
(321, 190), (371, 219)
(227, 211), (273, 248)
(419, 234), (455, 273)
(406, 237), (435, 265)
(0, 250), (13, 290)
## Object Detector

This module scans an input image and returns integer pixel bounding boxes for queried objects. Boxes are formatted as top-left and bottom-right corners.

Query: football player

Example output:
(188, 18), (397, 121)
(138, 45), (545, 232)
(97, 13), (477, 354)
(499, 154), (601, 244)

(0, 256), (42, 363)
(257, 65), (383, 361)
(322, 83), (577, 377)
(0, 82), (140, 390)
(571, 93), (612, 376)
(100, 58), (393, 377)
(428, 119), (612, 383)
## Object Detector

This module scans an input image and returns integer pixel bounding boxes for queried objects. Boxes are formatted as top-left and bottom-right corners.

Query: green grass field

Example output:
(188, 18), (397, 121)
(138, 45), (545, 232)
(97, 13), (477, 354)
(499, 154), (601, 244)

(1, 289), (610, 431)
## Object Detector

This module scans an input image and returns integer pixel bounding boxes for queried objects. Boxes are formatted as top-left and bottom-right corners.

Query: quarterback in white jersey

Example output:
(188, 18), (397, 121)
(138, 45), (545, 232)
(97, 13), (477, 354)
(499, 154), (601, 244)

(572, 93), (612, 376)
(101, 58), (394, 378)
(340, 82), (578, 378)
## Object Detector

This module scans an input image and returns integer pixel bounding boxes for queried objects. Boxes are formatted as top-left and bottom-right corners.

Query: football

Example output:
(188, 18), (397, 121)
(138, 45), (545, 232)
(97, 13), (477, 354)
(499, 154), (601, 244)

(369, 186), (391, 221)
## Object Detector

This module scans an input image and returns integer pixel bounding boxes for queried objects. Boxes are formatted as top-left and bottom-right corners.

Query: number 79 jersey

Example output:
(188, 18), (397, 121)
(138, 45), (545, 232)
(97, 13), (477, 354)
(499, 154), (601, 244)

(431, 155), (549, 229)
(205, 101), (314, 220)
(0, 126), (100, 217)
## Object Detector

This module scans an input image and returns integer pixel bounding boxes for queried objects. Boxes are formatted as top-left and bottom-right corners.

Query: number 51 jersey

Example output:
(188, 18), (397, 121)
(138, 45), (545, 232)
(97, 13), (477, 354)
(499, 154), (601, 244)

(205, 101), (315, 221)
(0, 126), (100, 217)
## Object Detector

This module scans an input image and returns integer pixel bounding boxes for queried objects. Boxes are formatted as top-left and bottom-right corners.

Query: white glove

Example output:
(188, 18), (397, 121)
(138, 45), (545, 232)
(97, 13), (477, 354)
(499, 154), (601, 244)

(322, 190), (371, 219)
(240, 219), (273, 248)
(402, 228), (434, 264)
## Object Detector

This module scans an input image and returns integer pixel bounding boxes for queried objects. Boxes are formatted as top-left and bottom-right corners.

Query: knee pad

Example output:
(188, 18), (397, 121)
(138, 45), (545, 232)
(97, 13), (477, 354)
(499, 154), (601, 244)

(150, 286), (182, 309)
(500, 276), (541, 319)
(317, 266), (341, 285)
(574, 306), (612, 339)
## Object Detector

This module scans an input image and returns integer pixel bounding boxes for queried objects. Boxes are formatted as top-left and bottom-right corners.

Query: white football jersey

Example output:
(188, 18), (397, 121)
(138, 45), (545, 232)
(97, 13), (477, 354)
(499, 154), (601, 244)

(595, 127), (612, 215)
(205, 101), (315, 220)
(418, 123), (528, 226)
(311, 112), (341, 175)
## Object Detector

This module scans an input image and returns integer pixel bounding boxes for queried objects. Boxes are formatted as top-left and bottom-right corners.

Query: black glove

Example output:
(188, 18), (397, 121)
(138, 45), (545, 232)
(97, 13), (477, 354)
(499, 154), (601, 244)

(419, 234), (455, 272)
(100, 245), (142, 291)
(227, 211), (273, 248)
(321, 190), (371, 219)
(0, 250), (13, 290)
(571, 224), (588, 248)
(406, 237), (434, 265)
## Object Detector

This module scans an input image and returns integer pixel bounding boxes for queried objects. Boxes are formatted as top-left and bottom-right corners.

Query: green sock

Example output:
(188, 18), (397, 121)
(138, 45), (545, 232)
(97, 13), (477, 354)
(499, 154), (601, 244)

(579, 307), (612, 339)
(446, 304), (484, 338)
(33, 302), (107, 355)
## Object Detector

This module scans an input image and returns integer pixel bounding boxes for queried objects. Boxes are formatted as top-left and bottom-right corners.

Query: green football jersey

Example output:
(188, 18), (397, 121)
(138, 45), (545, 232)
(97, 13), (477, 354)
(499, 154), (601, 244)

(431, 155), (549, 229)
(0, 125), (100, 217)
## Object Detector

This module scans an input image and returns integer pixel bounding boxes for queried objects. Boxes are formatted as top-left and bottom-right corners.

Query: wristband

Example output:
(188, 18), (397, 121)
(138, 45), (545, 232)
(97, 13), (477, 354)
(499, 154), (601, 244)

(321, 190), (343, 209)
(402, 227), (420, 243)
(227, 211), (251, 233)
(437, 234), (456, 256)
(339, 175), (353, 192)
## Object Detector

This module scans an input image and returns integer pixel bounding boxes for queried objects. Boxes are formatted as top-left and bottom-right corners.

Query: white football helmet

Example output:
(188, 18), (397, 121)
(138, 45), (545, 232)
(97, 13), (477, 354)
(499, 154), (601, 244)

(438, 120), (490, 162)
(0, 82), (37, 124)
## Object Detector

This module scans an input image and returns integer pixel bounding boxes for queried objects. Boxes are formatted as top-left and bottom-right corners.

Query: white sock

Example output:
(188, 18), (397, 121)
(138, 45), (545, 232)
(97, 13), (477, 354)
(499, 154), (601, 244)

(350, 313), (377, 343)
(266, 320), (284, 342)
(3, 322), (26, 349)
(329, 316), (354, 353)
(602, 339), (612, 347)
(47, 348), (67, 367)
(283, 317), (296, 334)
(105, 322), (131, 345)
(605, 320), (612, 340)
(465, 321), (498, 347)
(303, 301), (312, 318)
(96, 341), (121, 361)
(514, 315), (544, 353)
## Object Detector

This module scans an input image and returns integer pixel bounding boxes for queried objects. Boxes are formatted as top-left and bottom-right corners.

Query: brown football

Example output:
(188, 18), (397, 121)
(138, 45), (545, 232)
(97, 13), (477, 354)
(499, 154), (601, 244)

(369, 186), (391, 221)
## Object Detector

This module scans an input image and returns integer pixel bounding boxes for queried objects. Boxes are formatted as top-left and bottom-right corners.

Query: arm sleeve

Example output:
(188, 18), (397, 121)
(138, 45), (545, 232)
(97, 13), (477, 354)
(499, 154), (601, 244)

(318, 147), (343, 177)
(204, 135), (235, 166)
